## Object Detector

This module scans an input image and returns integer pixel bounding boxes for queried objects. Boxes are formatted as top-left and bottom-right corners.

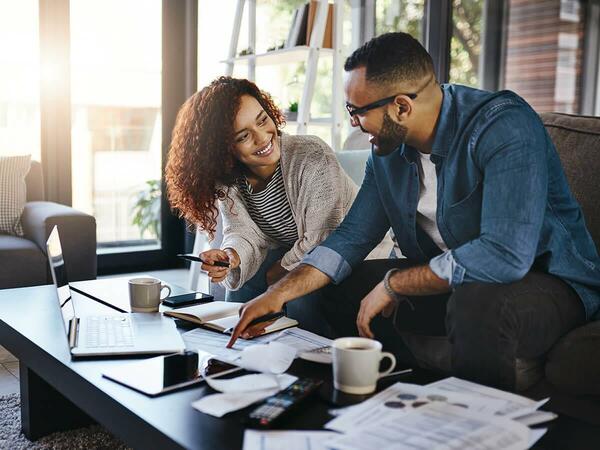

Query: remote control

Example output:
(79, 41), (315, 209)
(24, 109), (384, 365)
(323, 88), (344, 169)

(246, 378), (323, 428)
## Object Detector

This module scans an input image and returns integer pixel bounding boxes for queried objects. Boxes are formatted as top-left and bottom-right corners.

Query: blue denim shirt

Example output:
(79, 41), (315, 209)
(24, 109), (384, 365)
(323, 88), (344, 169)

(303, 84), (600, 320)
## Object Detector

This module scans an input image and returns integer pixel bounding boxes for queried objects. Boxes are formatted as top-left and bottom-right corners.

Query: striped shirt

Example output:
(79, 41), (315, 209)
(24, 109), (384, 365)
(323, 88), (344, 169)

(238, 164), (299, 246)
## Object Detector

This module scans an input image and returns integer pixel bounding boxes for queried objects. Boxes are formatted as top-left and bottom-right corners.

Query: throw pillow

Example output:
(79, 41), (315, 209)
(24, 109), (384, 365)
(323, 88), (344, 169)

(0, 154), (31, 236)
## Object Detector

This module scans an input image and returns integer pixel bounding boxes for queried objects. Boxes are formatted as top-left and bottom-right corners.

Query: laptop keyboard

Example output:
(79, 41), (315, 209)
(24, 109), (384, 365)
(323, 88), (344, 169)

(85, 315), (134, 348)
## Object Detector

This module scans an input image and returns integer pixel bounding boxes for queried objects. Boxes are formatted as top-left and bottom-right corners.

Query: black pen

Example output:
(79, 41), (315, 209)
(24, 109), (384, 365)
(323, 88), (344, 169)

(177, 254), (230, 267)
(224, 311), (285, 334)
(246, 311), (285, 327)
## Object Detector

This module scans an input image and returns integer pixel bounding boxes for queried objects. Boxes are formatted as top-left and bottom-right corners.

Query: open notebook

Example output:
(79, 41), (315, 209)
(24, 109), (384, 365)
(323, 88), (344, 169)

(164, 301), (298, 335)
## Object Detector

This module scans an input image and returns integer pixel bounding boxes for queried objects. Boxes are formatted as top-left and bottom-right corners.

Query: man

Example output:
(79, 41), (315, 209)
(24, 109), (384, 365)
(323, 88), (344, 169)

(228, 32), (600, 390)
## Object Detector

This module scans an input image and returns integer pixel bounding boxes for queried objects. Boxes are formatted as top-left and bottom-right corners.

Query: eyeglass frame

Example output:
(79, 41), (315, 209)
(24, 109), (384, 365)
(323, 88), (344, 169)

(345, 74), (435, 119)
(345, 92), (417, 118)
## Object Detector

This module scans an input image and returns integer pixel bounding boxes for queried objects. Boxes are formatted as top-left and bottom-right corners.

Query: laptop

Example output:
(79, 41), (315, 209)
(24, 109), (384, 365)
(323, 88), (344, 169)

(46, 226), (185, 358)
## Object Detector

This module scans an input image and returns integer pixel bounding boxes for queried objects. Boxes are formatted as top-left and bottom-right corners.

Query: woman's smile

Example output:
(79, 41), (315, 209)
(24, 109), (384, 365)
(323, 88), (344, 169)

(253, 137), (274, 157)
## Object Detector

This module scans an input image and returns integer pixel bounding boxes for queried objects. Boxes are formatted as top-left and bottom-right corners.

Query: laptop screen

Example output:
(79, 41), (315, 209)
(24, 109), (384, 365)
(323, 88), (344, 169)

(46, 226), (76, 334)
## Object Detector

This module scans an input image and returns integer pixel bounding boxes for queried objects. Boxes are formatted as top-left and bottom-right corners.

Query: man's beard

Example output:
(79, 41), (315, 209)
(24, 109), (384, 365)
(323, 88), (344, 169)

(372, 111), (408, 156)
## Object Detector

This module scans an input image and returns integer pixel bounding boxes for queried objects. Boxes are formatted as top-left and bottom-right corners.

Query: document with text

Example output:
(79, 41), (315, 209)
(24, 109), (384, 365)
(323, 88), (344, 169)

(427, 377), (549, 418)
(327, 401), (531, 450)
(325, 382), (506, 433)
(183, 327), (329, 364)
(243, 430), (338, 450)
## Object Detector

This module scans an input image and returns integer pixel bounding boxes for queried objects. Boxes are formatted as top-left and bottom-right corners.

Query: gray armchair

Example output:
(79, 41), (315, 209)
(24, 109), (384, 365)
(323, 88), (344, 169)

(0, 160), (97, 289)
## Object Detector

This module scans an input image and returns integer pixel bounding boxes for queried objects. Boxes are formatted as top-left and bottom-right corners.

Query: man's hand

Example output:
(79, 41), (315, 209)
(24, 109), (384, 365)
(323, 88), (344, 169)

(356, 265), (451, 339)
(226, 292), (284, 347)
(356, 281), (396, 339)
(226, 264), (332, 348)
(266, 260), (288, 286)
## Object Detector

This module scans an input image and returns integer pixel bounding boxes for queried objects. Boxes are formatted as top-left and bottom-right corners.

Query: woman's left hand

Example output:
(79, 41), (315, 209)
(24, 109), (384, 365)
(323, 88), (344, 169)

(199, 249), (232, 283)
(266, 259), (288, 286)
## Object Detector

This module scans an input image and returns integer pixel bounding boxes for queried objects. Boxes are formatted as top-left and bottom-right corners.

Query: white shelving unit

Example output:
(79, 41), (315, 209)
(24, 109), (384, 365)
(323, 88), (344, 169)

(223, 0), (345, 151)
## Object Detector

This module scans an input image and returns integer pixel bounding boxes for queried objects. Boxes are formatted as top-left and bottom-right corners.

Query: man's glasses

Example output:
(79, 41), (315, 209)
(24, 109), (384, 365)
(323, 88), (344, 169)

(345, 92), (418, 118)
(345, 74), (435, 121)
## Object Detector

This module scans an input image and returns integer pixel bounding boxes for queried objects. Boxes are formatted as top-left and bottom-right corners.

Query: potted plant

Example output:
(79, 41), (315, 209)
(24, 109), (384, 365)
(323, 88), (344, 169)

(286, 101), (298, 121)
(131, 179), (161, 239)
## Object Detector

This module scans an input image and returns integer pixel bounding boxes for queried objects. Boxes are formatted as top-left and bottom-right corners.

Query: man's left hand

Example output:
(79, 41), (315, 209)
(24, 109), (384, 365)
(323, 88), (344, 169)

(356, 281), (396, 339)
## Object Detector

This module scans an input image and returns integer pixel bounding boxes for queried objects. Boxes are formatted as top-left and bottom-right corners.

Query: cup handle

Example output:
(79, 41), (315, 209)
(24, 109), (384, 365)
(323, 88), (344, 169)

(378, 352), (397, 378)
(160, 284), (172, 300)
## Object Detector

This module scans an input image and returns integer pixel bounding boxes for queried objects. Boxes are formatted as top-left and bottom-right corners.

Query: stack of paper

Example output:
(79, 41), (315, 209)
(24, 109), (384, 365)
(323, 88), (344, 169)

(426, 377), (552, 423)
(323, 379), (552, 449)
(241, 378), (555, 450)
(182, 326), (330, 364)
(243, 430), (337, 450)
(327, 401), (535, 450)
(188, 328), (328, 418)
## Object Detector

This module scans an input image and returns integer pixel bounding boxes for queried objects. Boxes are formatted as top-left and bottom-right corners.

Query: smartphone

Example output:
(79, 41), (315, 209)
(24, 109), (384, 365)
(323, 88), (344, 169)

(162, 292), (214, 308)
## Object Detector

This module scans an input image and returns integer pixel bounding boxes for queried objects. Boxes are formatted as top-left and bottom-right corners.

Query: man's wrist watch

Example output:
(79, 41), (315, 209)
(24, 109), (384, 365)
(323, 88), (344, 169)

(383, 268), (402, 301)
(383, 268), (415, 311)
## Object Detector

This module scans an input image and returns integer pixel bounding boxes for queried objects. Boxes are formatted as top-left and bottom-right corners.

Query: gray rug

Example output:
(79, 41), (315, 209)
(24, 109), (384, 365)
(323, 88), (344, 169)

(0, 393), (130, 450)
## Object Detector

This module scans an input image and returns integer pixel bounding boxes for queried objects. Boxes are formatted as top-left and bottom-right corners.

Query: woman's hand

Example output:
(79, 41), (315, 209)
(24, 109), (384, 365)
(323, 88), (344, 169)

(266, 259), (288, 286)
(199, 248), (240, 283)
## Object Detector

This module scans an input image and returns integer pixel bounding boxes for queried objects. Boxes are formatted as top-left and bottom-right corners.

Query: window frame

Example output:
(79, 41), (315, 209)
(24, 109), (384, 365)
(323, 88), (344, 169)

(37, 0), (196, 275)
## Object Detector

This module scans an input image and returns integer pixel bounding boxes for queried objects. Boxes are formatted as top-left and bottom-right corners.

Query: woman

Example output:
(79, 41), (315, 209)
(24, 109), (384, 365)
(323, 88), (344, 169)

(165, 76), (357, 335)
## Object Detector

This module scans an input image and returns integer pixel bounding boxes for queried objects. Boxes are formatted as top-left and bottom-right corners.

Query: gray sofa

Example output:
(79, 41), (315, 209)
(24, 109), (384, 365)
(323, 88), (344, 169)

(338, 112), (600, 394)
(0, 161), (97, 289)
(539, 113), (600, 395)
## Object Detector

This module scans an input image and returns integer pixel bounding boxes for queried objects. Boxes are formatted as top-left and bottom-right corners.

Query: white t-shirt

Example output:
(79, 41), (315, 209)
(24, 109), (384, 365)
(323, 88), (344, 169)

(416, 152), (448, 252)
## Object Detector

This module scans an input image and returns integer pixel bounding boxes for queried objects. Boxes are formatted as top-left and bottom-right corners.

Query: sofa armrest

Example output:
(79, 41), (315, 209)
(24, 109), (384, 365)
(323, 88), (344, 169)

(21, 201), (97, 282)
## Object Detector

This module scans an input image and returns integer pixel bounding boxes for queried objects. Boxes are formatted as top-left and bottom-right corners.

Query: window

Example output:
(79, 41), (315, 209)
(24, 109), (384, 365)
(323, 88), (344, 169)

(0, 0), (41, 160)
(70, 0), (162, 248)
(376, 0), (424, 40)
(449, 0), (483, 87)
(198, 0), (355, 149)
(87, 107), (158, 153)
(502, 0), (587, 113)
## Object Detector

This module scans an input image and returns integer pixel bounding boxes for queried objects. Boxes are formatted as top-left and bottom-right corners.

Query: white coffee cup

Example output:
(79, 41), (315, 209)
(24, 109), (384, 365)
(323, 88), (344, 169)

(128, 277), (171, 312)
(332, 337), (396, 395)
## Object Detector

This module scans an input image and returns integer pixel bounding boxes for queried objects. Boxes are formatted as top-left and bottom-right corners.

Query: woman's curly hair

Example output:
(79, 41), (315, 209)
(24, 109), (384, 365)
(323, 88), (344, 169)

(165, 77), (285, 239)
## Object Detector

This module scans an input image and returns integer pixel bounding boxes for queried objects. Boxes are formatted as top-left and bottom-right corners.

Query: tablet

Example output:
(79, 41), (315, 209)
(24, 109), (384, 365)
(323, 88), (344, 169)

(102, 350), (241, 396)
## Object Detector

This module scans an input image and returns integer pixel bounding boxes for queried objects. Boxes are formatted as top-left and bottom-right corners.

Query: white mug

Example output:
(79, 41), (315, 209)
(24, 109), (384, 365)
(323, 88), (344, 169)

(128, 277), (171, 312)
(332, 337), (396, 395)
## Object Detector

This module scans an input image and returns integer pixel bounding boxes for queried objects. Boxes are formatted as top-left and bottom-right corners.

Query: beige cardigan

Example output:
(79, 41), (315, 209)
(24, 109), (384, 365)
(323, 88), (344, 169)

(219, 133), (357, 290)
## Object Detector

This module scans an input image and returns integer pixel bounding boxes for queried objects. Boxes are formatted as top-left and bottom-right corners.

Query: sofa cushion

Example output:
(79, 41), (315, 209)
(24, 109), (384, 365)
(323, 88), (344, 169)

(0, 154), (31, 236)
(336, 149), (370, 186)
(545, 320), (600, 395)
(0, 234), (47, 289)
(540, 113), (600, 253)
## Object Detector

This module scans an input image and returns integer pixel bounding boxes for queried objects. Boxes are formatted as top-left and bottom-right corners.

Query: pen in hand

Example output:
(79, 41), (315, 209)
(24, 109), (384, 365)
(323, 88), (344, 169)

(177, 254), (230, 268)
(246, 311), (284, 327)
(225, 311), (285, 335)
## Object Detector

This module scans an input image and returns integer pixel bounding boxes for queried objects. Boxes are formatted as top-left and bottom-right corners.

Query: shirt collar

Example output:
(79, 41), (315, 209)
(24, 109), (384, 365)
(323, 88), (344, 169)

(430, 84), (455, 159)
(389, 84), (454, 163)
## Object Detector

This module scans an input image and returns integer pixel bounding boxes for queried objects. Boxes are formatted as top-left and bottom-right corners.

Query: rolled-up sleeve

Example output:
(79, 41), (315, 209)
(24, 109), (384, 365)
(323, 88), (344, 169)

(429, 250), (466, 285)
(302, 245), (352, 284)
